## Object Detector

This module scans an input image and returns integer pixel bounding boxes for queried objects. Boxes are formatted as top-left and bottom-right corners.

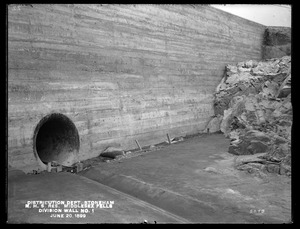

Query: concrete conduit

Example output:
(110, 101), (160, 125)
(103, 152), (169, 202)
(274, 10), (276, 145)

(33, 113), (80, 166)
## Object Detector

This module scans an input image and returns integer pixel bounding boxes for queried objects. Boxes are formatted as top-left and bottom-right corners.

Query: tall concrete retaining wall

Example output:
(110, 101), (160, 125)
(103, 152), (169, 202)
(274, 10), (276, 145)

(8, 4), (266, 172)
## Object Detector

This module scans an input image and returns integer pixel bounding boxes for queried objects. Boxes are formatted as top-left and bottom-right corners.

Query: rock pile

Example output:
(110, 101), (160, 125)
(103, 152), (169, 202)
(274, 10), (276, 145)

(211, 55), (292, 176)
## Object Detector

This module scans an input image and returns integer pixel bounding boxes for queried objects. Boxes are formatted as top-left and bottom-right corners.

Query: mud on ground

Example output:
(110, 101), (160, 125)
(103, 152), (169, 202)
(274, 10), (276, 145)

(79, 133), (292, 223)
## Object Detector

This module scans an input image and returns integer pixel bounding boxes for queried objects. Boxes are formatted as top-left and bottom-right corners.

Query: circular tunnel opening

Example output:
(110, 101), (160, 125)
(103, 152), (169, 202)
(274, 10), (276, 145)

(33, 113), (80, 166)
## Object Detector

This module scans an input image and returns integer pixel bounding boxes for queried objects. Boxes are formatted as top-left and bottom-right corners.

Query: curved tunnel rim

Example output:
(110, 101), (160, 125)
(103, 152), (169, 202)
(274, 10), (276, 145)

(32, 112), (80, 165)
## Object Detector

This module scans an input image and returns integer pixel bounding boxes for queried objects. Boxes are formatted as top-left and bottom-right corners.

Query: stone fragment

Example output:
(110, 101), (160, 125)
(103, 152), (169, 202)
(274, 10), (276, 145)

(272, 143), (290, 159)
(276, 72), (291, 98)
(203, 167), (219, 174)
(229, 96), (245, 108)
(220, 108), (233, 135)
(220, 100), (246, 136)
(271, 72), (289, 84)
(235, 152), (267, 166)
(266, 164), (280, 174)
(261, 80), (279, 98)
(272, 100), (292, 117)
(245, 130), (271, 142)
(282, 154), (291, 165)
(171, 136), (184, 143)
(51, 167), (57, 173)
(237, 163), (264, 175)
(244, 60), (258, 68)
(228, 143), (246, 155)
(246, 140), (269, 155)
(279, 166), (287, 175)
(228, 130), (241, 141)
(101, 151), (125, 159)
(205, 115), (223, 133)
(76, 162), (83, 173)
(51, 161), (59, 167)
(273, 134), (288, 145)
(101, 146), (125, 159)
(57, 165), (63, 172)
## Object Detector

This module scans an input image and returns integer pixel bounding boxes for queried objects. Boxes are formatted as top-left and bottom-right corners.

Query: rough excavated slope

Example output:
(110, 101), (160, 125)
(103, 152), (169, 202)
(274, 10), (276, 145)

(209, 55), (291, 176)
(8, 4), (266, 172)
(263, 27), (291, 59)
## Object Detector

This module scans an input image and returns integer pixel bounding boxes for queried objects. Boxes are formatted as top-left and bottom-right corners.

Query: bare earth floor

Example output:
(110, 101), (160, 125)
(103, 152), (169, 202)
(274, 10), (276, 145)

(8, 171), (185, 223)
(7, 133), (291, 224)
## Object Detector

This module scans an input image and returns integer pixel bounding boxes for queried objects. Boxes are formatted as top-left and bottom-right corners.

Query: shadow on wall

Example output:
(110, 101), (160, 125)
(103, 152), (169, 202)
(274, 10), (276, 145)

(33, 113), (80, 166)
(263, 26), (291, 59)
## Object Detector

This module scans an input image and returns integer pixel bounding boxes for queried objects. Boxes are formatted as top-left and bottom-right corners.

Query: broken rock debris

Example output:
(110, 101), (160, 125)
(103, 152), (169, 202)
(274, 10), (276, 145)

(211, 55), (291, 176)
(100, 146), (125, 159)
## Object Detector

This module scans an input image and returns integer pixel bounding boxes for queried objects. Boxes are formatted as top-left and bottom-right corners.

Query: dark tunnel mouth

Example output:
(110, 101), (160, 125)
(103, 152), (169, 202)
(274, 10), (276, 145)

(33, 113), (80, 166)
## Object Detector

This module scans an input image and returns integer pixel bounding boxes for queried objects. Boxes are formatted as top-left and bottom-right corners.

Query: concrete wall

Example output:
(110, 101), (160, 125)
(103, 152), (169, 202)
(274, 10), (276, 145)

(8, 4), (266, 172)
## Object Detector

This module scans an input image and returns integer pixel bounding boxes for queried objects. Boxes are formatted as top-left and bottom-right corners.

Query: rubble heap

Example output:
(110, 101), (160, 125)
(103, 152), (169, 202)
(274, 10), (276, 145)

(211, 55), (292, 176)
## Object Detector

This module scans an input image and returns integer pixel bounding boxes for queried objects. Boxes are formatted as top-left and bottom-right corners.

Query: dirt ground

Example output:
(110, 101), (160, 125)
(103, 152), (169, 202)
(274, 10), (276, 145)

(7, 133), (292, 224)
(80, 133), (292, 223)
(8, 171), (185, 223)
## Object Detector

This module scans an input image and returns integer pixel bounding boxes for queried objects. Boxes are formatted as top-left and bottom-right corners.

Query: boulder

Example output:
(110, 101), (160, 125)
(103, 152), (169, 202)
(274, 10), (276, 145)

(246, 140), (269, 155)
(220, 99), (246, 136)
(237, 162), (264, 172)
(228, 141), (249, 155)
(244, 130), (271, 143)
(271, 143), (290, 159)
(251, 61), (280, 76)
(266, 164), (280, 174)
(220, 108), (233, 135)
(261, 80), (279, 98)
(229, 138), (269, 156)
(244, 60), (258, 68)
(228, 145), (241, 155)
(273, 134), (288, 145)
(279, 165), (289, 175)
(205, 115), (223, 133)
(276, 72), (291, 98)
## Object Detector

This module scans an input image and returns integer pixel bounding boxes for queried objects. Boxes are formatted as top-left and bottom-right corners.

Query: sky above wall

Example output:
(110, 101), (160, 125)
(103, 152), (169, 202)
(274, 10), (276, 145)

(211, 4), (291, 27)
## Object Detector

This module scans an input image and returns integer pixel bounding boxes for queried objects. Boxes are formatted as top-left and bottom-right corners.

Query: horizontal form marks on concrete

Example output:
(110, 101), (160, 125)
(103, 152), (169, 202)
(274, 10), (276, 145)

(8, 4), (265, 172)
